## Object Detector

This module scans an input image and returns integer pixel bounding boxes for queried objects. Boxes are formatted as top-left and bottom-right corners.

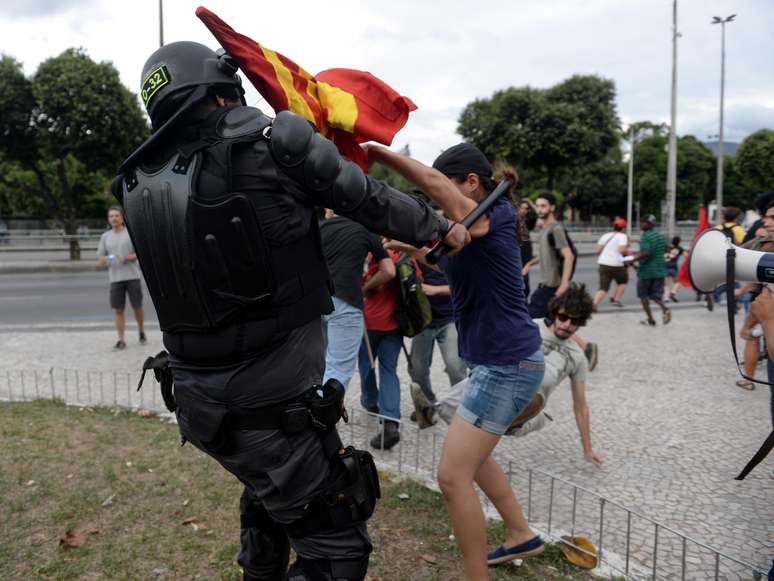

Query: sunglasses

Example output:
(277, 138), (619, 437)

(555, 312), (584, 326)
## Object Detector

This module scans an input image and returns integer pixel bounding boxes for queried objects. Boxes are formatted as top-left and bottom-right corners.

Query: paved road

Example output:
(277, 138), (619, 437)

(0, 255), (704, 329)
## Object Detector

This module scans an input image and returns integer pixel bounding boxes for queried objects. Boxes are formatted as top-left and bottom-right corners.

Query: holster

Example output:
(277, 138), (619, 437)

(137, 350), (176, 413)
(286, 445), (381, 538)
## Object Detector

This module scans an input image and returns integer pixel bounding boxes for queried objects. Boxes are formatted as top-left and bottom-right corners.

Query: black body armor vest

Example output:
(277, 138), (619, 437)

(120, 106), (332, 336)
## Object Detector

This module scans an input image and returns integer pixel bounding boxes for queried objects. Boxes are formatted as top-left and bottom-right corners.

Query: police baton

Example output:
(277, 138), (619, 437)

(425, 180), (512, 265)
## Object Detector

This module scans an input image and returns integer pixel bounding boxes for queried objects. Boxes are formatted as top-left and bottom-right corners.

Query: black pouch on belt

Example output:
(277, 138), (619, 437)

(304, 378), (348, 429)
(285, 445), (381, 538)
(137, 350), (176, 413)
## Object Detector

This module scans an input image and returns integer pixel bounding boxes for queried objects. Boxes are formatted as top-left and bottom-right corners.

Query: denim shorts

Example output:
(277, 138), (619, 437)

(457, 349), (545, 435)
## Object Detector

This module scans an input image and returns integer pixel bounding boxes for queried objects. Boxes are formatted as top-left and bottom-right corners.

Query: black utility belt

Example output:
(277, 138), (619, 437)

(229, 379), (348, 435)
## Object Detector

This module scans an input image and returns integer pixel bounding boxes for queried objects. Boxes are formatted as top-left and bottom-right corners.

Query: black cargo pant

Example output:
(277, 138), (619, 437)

(170, 321), (372, 580)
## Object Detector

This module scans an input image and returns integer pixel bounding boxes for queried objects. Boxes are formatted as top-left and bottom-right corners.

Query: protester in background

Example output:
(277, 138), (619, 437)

(412, 283), (604, 468)
(664, 236), (684, 303)
(741, 191), (774, 245)
(712, 207), (746, 306)
(524, 193), (598, 370)
(408, 260), (468, 421)
(358, 248), (404, 450)
(523, 193), (574, 318)
(518, 199), (538, 299)
(96, 206), (146, 350)
(369, 141), (546, 578)
(593, 217), (629, 309)
(630, 215), (671, 326)
(320, 210), (394, 389)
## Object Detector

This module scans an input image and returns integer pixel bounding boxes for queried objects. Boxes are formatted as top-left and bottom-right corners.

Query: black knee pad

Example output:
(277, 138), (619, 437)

(286, 555), (369, 581)
(239, 490), (290, 581)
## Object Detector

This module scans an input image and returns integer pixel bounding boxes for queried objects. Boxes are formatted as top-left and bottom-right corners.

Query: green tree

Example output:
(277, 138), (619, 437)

(632, 134), (714, 220)
(557, 146), (627, 220)
(0, 50), (148, 258)
(457, 75), (620, 191)
(735, 129), (774, 194)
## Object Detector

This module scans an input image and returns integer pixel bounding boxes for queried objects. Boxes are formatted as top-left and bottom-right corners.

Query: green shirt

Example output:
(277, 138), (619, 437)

(638, 230), (666, 279)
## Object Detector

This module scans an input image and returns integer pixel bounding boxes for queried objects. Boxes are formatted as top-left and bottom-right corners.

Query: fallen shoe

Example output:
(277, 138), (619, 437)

(487, 535), (545, 565)
(559, 535), (598, 569)
(506, 393), (545, 435)
(584, 342), (599, 372)
(409, 382), (437, 429)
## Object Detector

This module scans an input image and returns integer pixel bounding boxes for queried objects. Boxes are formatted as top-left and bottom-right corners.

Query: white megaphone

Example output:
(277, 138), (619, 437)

(688, 228), (774, 293)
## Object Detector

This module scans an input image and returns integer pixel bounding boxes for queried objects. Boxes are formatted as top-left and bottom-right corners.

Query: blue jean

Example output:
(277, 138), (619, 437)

(358, 329), (403, 421)
(457, 349), (545, 435)
(321, 297), (364, 389)
(409, 322), (468, 402)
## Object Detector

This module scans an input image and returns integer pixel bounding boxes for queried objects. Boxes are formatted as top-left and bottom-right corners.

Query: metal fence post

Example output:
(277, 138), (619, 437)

(548, 477), (555, 533)
(34, 369), (40, 398)
(571, 486), (578, 537)
(49, 368), (55, 400)
(625, 510), (632, 576)
(652, 523), (659, 581)
(598, 498), (605, 565)
(7, 370), (13, 402)
(20, 370), (26, 400)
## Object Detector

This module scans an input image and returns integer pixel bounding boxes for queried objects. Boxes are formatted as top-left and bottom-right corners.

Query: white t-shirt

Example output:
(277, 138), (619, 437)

(596, 231), (628, 267)
(97, 228), (142, 283)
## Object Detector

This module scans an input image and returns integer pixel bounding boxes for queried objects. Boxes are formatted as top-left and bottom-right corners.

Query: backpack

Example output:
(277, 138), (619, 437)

(393, 253), (433, 337)
(547, 223), (578, 280)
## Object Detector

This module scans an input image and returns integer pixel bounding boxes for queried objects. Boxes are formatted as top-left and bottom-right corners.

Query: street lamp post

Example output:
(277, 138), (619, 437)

(665, 0), (679, 241)
(712, 14), (736, 218)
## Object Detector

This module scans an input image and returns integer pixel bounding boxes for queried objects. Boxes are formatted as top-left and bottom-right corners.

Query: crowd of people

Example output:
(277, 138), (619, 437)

(97, 40), (774, 581)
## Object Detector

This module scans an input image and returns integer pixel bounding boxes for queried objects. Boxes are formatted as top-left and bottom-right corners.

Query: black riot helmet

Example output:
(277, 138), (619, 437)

(139, 41), (245, 132)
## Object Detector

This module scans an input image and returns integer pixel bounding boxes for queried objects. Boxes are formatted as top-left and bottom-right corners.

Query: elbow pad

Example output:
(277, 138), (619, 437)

(268, 111), (368, 213)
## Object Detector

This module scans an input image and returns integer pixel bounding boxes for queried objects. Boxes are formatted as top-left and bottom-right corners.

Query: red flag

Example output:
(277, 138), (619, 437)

(195, 6), (416, 170)
(676, 204), (711, 288)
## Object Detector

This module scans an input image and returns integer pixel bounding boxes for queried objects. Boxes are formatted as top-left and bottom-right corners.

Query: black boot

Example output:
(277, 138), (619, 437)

(370, 420), (400, 450)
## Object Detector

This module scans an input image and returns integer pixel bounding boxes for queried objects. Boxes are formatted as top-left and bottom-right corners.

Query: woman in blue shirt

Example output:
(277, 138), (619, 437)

(367, 143), (545, 579)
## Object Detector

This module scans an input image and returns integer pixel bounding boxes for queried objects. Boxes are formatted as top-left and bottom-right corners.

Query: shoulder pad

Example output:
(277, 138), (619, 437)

(270, 111), (316, 168)
(216, 106), (272, 139)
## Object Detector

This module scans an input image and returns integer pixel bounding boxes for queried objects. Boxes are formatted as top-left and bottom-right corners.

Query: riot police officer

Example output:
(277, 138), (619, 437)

(113, 41), (469, 581)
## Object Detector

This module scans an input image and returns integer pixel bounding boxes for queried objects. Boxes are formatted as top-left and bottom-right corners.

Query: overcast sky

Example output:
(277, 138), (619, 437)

(2, 0), (773, 164)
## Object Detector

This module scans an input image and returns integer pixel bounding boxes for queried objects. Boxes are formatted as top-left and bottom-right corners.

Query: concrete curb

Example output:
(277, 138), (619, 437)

(1, 253), (600, 275)
(0, 263), (107, 275)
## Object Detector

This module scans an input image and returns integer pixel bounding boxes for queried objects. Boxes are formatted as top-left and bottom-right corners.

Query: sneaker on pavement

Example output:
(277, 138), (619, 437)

(662, 309), (672, 325)
(669, 292), (679, 303)
(370, 420), (400, 450)
(610, 299), (624, 307)
(139, 331), (147, 344)
(410, 382), (437, 429)
(584, 342), (599, 372)
(113, 340), (127, 351)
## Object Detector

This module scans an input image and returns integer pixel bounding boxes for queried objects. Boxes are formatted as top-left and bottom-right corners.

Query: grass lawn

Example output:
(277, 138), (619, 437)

(0, 400), (604, 580)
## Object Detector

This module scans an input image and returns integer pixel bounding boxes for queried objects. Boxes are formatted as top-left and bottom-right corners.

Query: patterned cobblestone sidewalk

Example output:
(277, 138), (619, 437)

(1, 305), (772, 578)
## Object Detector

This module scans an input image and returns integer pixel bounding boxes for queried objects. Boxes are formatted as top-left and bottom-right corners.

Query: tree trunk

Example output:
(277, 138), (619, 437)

(64, 220), (81, 261)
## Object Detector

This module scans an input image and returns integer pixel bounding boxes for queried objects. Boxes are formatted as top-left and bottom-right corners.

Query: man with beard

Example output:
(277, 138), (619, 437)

(412, 283), (604, 467)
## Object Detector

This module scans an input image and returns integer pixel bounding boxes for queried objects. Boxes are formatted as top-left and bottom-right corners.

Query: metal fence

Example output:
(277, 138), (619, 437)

(1, 366), (768, 581)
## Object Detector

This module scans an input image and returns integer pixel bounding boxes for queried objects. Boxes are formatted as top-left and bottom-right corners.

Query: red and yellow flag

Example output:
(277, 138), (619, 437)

(195, 6), (417, 170)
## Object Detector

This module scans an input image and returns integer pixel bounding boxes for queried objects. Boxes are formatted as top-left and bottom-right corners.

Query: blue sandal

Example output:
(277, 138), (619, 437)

(487, 535), (545, 565)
